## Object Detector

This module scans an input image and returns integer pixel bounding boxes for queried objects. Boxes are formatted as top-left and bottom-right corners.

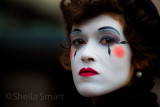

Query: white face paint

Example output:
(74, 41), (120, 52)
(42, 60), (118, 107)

(70, 14), (133, 97)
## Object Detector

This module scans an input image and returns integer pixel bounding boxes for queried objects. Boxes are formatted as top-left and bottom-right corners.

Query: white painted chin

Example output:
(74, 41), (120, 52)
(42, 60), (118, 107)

(74, 83), (116, 97)
(76, 85), (101, 97)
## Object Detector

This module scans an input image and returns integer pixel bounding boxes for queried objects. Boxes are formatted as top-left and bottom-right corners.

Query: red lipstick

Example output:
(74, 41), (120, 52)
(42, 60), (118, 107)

(79, 67), (98, 77)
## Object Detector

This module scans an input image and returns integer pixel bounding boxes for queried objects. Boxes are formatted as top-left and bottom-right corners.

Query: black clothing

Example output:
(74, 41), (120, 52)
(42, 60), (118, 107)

(94, 79), (159, 107)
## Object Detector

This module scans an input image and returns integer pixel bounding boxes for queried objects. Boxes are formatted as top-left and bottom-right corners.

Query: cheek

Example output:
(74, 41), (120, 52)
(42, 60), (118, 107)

(113, 46), (125, 58)
(70, 48), (74, 60)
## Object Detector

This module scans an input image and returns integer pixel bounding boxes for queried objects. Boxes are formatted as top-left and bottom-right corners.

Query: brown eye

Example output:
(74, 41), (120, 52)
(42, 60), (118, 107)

(72, 38), (86, 47)
(99, 37), (115, 45)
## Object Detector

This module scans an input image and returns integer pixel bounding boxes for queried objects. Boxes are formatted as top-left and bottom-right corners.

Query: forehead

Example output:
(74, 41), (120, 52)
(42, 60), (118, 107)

(72, 13), (125, 32)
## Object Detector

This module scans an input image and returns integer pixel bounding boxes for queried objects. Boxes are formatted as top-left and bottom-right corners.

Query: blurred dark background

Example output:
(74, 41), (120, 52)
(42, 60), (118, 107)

(0, 0), (92, 107)
(0, 0), (159, 107)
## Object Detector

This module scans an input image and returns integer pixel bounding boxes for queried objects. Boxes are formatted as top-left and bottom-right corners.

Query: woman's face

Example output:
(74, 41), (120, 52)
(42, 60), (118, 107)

(70, 14), (133, 97)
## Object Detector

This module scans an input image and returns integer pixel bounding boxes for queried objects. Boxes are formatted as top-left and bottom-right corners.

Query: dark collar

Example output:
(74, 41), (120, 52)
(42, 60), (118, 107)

(94, 79), (158, 107)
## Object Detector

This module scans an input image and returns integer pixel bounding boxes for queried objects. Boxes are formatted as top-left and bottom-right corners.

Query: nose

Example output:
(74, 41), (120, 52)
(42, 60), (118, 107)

(81, 41), (96, 63)
(81, 56), (95, 62)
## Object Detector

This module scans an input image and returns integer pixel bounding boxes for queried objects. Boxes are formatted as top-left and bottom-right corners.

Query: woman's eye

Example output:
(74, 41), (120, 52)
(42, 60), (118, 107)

(72, 38), (86, 46)
(99, 37), (115, 45)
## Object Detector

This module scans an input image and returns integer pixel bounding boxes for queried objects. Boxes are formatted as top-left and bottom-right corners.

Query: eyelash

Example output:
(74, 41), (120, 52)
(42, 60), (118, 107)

(72, 38), (86, 47)
(99, 36), (118, 46)
(71, 36), (119, 48)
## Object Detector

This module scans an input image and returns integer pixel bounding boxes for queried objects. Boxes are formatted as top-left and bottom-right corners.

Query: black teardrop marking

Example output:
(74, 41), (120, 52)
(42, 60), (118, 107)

(74, 50), (77, 58)
(108, 46), (111, 56)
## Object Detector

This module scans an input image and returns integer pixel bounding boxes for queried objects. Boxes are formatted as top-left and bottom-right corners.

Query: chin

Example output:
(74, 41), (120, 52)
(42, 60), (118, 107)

(78, 89), (100, 97)
(75, 83), (122, 97)
(75, 84), (109, 97)
(75, 84), (97, 97)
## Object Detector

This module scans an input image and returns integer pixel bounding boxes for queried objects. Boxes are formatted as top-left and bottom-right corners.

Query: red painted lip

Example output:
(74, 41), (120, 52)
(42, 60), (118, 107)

(79, 67), (98, 77)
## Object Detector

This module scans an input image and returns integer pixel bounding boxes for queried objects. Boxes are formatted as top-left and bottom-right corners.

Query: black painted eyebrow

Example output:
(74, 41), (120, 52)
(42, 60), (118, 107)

(98, 26), (120, 36)
(70, 28), (82, 35)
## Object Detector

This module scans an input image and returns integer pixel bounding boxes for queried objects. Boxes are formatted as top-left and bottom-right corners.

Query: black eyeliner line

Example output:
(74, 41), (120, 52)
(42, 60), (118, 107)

(98, 26), (120, 36)
(119, 41), (127, 44)
(72, 28), (82, 32)
(70, 28), (82, 36)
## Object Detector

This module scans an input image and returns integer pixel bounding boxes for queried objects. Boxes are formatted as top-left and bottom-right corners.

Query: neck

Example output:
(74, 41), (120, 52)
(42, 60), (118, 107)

(91, 96), (101, 105)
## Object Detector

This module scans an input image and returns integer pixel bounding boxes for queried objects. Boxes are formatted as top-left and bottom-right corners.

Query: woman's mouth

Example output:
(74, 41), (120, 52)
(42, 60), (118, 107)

(79, 67), (99, 77)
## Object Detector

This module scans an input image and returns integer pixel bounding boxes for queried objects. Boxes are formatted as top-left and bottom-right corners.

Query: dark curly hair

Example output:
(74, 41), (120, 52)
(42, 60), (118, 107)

(59, 0), (160, 79)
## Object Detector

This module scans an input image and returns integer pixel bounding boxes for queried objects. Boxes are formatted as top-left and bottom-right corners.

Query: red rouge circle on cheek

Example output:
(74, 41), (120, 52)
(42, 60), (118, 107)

(113, 46), (125, 58)
(70, 48), (74, 60)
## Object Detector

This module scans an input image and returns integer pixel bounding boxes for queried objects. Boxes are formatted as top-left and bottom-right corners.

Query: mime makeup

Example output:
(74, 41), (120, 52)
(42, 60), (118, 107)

(108, 41), (127, 57)
(70, 14), (132, 97)
(119, 41), (127, 44)
(98, 26), (121, 56)
(70, 48), (78, 60)
(113, 45), (125, 58)
(74, 50), (78, 58)
(70, 48), (74, 60)
(98, 26), (120, 35)
(108, 45), (111, 56)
